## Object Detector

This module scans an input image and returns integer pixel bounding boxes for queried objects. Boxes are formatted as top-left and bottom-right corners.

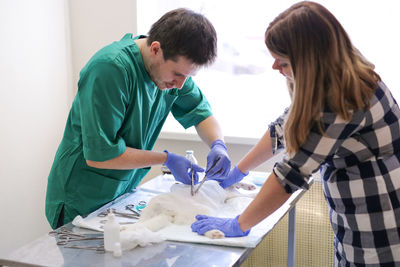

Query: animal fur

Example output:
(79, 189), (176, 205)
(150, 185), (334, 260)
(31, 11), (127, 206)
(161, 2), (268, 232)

(121, 180), (256, 239)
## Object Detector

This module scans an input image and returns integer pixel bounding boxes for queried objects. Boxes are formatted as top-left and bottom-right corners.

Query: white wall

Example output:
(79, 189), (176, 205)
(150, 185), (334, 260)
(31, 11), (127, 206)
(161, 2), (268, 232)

(68, 0), (137, 92)
(0, 0), (137, 256)
(0, 0), (72, 255)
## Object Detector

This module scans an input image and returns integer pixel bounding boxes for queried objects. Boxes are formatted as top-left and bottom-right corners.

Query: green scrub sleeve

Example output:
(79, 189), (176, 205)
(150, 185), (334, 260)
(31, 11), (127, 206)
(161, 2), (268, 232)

(171, 77), (213, 129)
(78, 61), (129, 161)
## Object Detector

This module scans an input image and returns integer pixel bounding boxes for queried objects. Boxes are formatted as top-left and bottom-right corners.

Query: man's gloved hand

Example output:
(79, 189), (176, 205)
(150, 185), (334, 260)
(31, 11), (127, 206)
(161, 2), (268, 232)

(191, 215), (250, 237)
(211, 165), (248, 188)
(163, 150), (204, 185)
(206, 139), (231, 178)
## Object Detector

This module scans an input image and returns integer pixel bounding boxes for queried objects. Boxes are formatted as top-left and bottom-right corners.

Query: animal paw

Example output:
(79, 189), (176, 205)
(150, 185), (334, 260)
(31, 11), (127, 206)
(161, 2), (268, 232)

(233, 181), (256, 191)
(204, 229), (225, 239)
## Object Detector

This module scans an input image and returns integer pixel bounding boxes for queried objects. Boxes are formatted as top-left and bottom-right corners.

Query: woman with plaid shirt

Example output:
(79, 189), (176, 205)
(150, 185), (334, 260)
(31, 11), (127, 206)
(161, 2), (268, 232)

(191, 1), (400, 265)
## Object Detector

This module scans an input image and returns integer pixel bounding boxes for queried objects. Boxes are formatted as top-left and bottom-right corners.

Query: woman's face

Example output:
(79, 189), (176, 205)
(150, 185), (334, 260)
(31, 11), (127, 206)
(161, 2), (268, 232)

(269, 50), (294, 81)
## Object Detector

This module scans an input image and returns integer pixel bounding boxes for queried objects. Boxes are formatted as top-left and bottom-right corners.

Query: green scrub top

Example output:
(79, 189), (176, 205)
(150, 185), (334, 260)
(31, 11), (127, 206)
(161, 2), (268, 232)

(45, 34), (212, 229)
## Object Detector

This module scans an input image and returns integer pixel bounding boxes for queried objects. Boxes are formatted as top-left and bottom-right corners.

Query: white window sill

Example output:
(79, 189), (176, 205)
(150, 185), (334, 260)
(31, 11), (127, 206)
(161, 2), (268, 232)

(159, 131), (259, 146)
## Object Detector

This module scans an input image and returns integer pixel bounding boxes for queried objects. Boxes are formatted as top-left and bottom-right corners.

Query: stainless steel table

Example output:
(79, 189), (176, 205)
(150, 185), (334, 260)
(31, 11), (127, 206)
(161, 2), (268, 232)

(0, 173), (311, 267)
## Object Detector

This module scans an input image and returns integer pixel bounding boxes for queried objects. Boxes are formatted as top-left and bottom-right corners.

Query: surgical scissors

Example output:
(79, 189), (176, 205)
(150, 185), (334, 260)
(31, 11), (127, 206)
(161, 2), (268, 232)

(97, 208), (139, 219)
(193, 157), (221, 195)
(49, 227), (85, 239)
(136, 200), (147, 210)
(55, 234), (103, 246)
(49, 227), (104, 246)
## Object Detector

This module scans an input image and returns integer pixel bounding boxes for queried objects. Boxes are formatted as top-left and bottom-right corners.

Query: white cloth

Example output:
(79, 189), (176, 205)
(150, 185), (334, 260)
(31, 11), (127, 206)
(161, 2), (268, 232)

(73, 174), (300, 248)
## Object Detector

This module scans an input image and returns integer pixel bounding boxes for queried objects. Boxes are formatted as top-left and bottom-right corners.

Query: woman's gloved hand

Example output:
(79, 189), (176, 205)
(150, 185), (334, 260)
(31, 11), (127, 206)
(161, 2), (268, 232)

(163, 150), (204, 185)
(206, 139), (231, 178)
(191, 215), (250, 237)
(211, 165), (249, 188)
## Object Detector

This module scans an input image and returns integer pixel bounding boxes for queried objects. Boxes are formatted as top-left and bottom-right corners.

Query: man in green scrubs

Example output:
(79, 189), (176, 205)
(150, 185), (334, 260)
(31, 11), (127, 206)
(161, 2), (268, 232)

(45, 8), (231, 229)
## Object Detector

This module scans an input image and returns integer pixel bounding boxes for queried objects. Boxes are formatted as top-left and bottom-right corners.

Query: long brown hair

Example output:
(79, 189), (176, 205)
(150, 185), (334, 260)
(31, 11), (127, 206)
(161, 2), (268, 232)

(265, 1), (380, 155)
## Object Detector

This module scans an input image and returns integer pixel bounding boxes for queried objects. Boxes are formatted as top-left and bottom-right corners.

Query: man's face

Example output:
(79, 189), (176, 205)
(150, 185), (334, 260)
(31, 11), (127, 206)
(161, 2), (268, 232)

(149, 55), (199, 90)
(147, 42), (199, 90)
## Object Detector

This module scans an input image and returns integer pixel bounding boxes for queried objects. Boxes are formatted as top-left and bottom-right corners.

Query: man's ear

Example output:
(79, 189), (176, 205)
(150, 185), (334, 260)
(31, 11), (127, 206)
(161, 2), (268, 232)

(149, 41), (162, 56)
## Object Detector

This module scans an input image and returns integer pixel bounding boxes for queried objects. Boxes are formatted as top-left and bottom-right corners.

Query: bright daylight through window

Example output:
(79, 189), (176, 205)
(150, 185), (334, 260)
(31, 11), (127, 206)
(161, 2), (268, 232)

(137, 0), (400, 142)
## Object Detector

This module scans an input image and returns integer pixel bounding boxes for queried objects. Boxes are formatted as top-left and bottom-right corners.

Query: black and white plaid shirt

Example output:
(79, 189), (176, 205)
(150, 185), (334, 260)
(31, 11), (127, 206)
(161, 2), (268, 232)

(270, 82), (400, 266)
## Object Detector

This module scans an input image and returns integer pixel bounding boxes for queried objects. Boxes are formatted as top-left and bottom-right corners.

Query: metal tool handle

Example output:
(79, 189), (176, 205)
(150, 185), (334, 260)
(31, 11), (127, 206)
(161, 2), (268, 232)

(190, 162), (195, 196)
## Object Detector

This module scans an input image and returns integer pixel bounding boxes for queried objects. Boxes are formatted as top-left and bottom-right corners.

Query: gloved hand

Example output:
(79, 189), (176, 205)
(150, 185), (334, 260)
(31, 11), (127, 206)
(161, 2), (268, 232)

(191, 215), (250, 237)
(163, 150), (204, 185)
(206, 139), (231, 178)
(211, 165), (248, 188)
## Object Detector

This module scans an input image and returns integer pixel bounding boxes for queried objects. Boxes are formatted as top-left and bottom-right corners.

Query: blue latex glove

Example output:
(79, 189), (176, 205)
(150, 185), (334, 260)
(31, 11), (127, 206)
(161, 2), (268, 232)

(211, 165), (249, 188)
(191, 215), (250, 237)
(206, 140), (231, 178)
(163, 150), (204, 185)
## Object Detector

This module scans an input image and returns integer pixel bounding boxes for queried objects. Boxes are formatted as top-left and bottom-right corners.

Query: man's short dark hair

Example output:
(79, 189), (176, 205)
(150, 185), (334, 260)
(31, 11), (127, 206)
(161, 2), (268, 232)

(147, 8), (217, 66)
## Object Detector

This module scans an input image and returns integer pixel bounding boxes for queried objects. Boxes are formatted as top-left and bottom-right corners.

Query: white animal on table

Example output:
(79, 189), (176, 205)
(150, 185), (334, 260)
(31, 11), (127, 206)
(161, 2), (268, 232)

(121, 180), (256, 239)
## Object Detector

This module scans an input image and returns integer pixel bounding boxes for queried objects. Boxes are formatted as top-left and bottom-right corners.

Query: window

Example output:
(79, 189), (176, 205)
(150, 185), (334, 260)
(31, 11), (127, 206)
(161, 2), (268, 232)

(137, 0), (400, 141)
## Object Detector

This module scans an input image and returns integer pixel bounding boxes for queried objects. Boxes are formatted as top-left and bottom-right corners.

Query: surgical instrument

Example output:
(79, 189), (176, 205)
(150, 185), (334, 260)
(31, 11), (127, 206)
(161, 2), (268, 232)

(63, 244), (105, 253)
(190, 161), (195, 196)
(194, 157), (221, 195)
(125, 204), (141, 216)
(193, 175), (207, 195)
(49, 227), (86, 239)
(99, 219), (135, 225)
(136, 200), (147, 210)
(56, 235), (104, 246)
(49, 227), (103, 244)
(97, 208), (139, 219)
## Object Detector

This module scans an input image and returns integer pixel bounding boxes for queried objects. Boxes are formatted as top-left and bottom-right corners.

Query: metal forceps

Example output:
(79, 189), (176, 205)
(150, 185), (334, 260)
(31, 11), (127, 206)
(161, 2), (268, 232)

(125, 204), (141, 217)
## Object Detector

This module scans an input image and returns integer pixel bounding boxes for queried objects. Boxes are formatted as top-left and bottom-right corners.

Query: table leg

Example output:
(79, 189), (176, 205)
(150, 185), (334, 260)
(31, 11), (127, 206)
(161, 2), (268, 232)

(287, 206), (296, 267)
